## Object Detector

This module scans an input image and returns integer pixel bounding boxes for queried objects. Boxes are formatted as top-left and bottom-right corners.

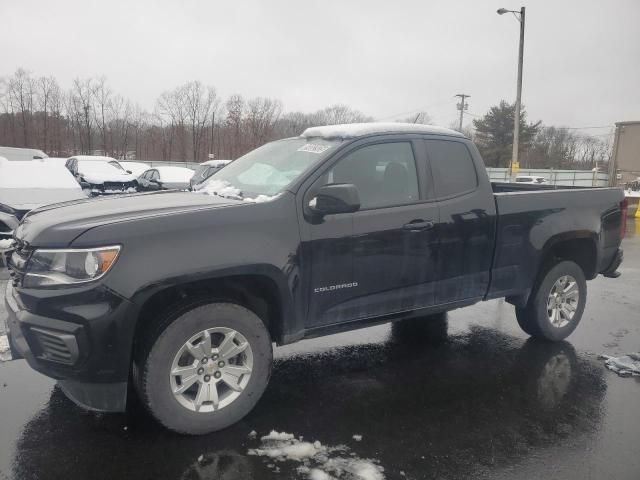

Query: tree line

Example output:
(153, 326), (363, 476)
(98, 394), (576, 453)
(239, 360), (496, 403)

(472, 101), (611, 170)
(0, 69), (371, 162)
(0, 68), (610, 169)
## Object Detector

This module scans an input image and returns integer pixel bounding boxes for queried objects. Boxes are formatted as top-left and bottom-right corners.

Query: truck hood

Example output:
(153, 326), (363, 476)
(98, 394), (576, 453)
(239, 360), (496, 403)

(14, 190), (242, 247)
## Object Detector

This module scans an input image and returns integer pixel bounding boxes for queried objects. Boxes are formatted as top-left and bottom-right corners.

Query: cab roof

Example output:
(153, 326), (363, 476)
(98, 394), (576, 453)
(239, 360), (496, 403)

(301, 122), (464, 139)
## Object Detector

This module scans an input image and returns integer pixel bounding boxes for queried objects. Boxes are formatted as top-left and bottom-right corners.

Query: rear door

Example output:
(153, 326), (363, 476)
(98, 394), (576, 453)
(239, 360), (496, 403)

(424, 139), (496, 303)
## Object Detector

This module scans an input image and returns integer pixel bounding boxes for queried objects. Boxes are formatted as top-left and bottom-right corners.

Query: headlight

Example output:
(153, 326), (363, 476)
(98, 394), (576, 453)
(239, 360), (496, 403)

(23, 246), (121, 287)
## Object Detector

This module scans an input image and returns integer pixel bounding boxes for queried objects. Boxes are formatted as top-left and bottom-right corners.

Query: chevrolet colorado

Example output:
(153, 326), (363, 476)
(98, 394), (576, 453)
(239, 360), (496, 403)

(3, 123), (626, 434)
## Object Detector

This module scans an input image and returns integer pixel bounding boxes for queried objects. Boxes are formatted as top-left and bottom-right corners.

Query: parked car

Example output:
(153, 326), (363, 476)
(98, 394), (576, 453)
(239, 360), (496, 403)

(190, 159), (232, 190)
(0, 158), (87, 242)
(515, 175), (547, 184)
(120, 161), (151, 177)
(65, 156), (138, 195)
(2, 123), (626, 434)
(0, 146), (48, 161)
(137, 166), (194, 191)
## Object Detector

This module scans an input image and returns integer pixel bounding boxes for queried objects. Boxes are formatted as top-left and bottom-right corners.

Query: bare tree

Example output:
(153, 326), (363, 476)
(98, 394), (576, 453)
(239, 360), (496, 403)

(183, 81), (219, 161)
(8, 69), (35, 146)
(245, 97), (282, 149)
(225, 94), (245, 158)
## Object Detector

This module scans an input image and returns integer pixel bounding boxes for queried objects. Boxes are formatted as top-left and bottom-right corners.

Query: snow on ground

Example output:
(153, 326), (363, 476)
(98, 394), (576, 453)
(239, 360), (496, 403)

(248, 431), (384, 480)
(352, 435), (362, 442)
(599, 353), (640, 376)
(0, 239), (14, 249)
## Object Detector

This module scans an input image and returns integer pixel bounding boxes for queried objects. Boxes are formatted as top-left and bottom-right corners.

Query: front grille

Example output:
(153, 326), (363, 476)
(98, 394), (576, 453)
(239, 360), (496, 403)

(102, 181), (135, 193)
(30, 327), (79, 365)
(5, 241), (32, 287)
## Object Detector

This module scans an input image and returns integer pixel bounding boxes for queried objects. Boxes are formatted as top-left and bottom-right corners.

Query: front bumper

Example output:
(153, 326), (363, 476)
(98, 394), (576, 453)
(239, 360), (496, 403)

(3, 280), (135, 412)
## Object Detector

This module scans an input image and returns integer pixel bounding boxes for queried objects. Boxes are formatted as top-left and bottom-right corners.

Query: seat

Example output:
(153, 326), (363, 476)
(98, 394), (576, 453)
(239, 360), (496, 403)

(383, 162), (410, 205)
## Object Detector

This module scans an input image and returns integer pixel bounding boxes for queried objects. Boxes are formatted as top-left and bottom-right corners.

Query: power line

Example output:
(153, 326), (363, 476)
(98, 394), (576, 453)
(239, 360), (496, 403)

(377, 99), (452, 121)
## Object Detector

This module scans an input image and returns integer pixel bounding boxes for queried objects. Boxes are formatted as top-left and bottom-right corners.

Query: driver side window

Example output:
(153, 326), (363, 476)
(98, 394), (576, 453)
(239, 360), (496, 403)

(315, 142), (419, 210)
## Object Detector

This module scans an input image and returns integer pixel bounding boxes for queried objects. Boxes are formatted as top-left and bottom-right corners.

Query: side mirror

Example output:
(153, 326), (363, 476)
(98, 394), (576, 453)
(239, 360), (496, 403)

(126, 170), (133, 174)
(79, 180), (91, 189)
(309, 184), (360, 216)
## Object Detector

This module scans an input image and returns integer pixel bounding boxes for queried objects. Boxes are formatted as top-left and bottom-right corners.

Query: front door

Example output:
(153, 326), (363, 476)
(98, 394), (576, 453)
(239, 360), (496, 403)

(303, 138), (440, 327)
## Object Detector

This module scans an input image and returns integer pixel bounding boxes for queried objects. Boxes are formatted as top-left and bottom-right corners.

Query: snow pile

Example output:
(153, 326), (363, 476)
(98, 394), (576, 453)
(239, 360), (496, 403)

(352, 435), (362, 442)
(78, 161), (137, 183)
(202, 159), (232, 167)
(248, 430), (384, 480)
(156, 166), (194, 182)
(301, 122), (462, 139)
(120, 161), (150, 176)
(599, 353), (640, 377)
(0, 335), (11, 362)
(0, 239), (14, 249)
(199, 179), (242, 199)
(198, 179), (279, 203)
(0, 160), (81, 189)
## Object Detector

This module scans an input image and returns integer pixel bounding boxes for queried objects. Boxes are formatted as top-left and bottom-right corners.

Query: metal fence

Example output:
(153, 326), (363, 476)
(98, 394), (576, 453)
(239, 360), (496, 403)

(486, 168), (609, 187)
(134, 163), (610, 187)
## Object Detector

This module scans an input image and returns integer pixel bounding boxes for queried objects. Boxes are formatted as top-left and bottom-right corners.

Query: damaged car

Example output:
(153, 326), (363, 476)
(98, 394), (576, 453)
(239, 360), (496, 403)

(65, 156), (138, 195)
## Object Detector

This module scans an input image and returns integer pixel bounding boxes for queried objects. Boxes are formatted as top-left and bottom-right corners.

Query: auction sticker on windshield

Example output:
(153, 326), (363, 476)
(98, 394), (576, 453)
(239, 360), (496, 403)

(297, 143), (331, 154)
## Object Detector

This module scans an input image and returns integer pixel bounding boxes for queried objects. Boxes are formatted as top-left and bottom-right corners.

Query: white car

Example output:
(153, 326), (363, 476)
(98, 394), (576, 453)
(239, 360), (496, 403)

(515, 175), (547, 184)
(65, 156), (138, 195)
(137, 166), (195, 192)
(120, 161), (151, 176)
(0, 146), (48, 161)
(0, 158), (87, 241)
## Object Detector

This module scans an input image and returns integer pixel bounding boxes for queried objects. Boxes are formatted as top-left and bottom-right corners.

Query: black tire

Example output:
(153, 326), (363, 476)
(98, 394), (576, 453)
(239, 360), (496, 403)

(516, 260), (587, 341)
(136, 302), (272, 435)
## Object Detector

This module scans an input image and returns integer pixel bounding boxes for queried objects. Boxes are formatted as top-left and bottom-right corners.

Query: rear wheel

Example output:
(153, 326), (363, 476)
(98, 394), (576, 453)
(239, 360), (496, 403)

(515, 261), (586, 341)
(136, 302), (272, 434)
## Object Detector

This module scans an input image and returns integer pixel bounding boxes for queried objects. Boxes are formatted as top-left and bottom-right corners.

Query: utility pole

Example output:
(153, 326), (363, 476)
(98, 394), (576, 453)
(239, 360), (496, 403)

(498, 6), (526, 179)
(512, 6), (525, 180)
(455, 94), (470, 132)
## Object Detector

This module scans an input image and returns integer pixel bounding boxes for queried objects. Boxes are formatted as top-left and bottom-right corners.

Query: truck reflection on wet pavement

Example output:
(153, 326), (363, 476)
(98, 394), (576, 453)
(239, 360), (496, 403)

(1, 220), (639, 480)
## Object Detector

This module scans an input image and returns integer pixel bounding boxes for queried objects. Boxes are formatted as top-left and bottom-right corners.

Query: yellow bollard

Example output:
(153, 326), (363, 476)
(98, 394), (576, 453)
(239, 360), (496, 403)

(635, 200), (640, 219)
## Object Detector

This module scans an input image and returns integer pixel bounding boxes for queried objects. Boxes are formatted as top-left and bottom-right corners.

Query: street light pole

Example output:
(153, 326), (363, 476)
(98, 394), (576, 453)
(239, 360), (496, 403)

(512, 7), (525, 180)
(498, 6), (526, 180)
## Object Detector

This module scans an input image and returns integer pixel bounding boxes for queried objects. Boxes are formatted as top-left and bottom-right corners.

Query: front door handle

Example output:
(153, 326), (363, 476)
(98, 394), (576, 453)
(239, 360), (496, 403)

(402, 219), (435, 231)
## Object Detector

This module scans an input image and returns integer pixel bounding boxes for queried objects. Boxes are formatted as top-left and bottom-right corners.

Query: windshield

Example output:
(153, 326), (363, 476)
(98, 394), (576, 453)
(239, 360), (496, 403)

(201, 138), (340, 198)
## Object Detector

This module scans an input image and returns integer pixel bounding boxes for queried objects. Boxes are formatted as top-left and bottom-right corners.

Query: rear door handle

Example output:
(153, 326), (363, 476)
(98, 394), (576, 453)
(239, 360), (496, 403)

(402, 220), (435, 231)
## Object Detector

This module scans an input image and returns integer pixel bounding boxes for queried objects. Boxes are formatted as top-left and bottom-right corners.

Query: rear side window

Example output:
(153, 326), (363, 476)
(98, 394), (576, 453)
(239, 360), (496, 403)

(425, 140), (478, 198)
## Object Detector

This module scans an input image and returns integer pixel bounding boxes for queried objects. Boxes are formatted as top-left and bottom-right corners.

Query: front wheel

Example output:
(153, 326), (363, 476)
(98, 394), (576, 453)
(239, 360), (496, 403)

(136, 302), (273, 434)
(515, 260), (587, 341)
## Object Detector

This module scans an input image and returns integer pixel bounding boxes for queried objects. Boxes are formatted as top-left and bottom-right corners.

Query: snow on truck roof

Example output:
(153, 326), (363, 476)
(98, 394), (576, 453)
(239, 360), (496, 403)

(301, 122), (464, 139)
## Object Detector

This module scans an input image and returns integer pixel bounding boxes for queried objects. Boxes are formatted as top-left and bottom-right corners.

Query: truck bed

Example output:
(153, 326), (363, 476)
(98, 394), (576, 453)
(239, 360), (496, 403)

(487, 184), (625, 301)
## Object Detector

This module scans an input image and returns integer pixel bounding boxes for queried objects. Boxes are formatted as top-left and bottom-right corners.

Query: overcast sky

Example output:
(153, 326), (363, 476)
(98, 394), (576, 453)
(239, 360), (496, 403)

(2, 0), (639, 136)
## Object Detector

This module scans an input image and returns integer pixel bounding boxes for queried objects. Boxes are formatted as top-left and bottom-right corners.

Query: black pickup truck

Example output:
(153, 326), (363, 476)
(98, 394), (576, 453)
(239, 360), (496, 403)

(2, 123), (626, 434)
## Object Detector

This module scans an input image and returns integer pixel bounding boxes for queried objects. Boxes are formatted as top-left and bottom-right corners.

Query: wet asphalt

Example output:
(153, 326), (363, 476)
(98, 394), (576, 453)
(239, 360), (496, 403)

(1, 222), (639, 480)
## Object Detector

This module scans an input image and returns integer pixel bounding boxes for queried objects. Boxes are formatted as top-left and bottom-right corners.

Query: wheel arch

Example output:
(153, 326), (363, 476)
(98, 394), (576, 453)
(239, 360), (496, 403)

(130, 265), (296, 353)
(507, 232), (598, 307)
